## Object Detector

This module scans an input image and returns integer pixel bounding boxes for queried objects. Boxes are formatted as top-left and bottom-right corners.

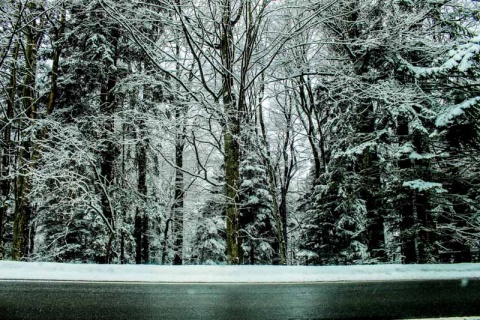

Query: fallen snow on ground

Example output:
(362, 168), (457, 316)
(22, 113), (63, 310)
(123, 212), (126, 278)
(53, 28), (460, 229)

(0, 262), (479, 283)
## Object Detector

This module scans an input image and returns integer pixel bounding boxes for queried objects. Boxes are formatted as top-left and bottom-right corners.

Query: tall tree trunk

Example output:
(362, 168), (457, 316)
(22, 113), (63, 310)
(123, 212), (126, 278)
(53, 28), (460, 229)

(161, 218), (172, 264)
(397, 115), (417, 263)
(279, 187), (288, 261)
(1, 42), (19, 258)
(131, 59), (149, 264)
(278, 97), (296, 263)
(135, 119), (148, 264)
(221, 0), (241, 264)
(99, 48), (118, 263)
(172, 135), (184, 265)
(296, 79), (321, 179)
(45, 9), (65, 117)
(134, 207), (142, 264)
(141, 209), (149, 263)
(357, 102), (384, 261)
(172, 102), (185, 265)
(12, 21), (38, 260)
(99, 74), (117, 263)
(412, 131), (437, 263)
(258, 82), (286, 265)
(172, 33), (185, 265)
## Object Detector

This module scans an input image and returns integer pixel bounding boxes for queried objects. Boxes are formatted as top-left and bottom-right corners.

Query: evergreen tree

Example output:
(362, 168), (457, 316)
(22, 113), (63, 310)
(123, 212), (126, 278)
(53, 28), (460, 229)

(296, 0), (480, 264)
(192, 174), (227, 265)
(239, 151), (277, 264)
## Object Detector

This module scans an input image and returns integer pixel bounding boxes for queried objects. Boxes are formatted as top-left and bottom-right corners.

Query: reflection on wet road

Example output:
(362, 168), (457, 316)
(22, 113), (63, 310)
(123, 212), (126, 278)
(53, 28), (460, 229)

(0, 280), (479, 319)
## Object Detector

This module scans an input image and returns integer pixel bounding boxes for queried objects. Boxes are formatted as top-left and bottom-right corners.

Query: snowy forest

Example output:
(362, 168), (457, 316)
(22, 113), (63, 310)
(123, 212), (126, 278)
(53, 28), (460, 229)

(0, 0), (479, 266)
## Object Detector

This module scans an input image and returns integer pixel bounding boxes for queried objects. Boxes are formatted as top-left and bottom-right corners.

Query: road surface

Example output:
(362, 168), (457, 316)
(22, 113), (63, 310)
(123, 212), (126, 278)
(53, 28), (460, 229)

(1, 280), (479, 319)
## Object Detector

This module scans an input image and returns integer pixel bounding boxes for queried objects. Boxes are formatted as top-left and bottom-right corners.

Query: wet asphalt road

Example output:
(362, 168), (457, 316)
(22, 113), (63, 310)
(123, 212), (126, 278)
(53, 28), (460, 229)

(0, 280), (479, 319)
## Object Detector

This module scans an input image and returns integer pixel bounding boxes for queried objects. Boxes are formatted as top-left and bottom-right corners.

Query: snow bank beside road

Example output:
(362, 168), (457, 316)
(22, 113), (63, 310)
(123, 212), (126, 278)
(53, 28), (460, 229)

(0, 261), (479, 283)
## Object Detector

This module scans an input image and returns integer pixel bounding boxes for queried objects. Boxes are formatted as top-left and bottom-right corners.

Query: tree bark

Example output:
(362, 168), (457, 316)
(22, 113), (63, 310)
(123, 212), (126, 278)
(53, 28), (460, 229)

(172, 30), (185, 265)
(46, 9), (65, 117)
(0, 42), (19, 258)
(12, 19), (38, 260)
(134, 207), (142, 264)
(221, 0), (241, 265)
(99, 33), (118, 262)
(397, 115), (417, 263)
(161, 218), (172, 264)
(136, 122), (149, 263)
(172, 136), (184, 265)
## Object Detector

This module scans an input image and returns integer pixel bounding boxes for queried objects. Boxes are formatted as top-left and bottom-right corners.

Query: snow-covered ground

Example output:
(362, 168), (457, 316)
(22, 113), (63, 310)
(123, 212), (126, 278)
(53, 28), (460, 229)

(0, 261), (479, 283)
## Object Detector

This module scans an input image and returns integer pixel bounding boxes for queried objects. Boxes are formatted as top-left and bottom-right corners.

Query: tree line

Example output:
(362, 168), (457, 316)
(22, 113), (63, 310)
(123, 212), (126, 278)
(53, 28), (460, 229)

(0, 0), (479, 265)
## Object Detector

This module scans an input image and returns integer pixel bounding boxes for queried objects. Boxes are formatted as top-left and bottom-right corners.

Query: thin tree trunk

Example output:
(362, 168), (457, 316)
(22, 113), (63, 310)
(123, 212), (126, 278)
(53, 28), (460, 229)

(397, 115), (417, 263)
(141, 212), (149, 263)
(120, 230), (125, 264)
(136, 121), (148, 263)
(278, 98), (295, 263)
(172, 127), (185, 265)
(258, 80), (286, 265)
(161, 218), (172, 264)
(99, 45), (118, 263)
(134, 207), (142, 264)
(296, 79), (321, 179)
(172, 33), (185, 266)
(99, 78), (117, 263)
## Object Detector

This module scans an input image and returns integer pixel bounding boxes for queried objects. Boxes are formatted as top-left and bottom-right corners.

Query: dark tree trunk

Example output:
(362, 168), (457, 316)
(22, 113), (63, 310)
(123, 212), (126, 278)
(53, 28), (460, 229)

(172, 134), (185, 265)
(97, 21), (121, 263)
(397, 115), (417, 263)
(221, 0), (242, 265)
(0, 42), (19, 258)
(297, 80), (321, 180)
(12, 23), (38, 260)
(120, 230), (125, 264)
(412, 131), (437, 263)
(99, 82), (116, 263)
(135, 116), (149, 264)
(134, 208), (142, 264)
(279, 187), (288, 258)
(141, 214), (149, 263)
(161, 218), (172, 264)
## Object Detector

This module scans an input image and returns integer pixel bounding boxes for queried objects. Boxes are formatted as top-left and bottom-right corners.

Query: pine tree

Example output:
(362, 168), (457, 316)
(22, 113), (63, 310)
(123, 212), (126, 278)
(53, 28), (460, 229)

(239, 151), (277, 264)
(192, 174), (227, 265)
